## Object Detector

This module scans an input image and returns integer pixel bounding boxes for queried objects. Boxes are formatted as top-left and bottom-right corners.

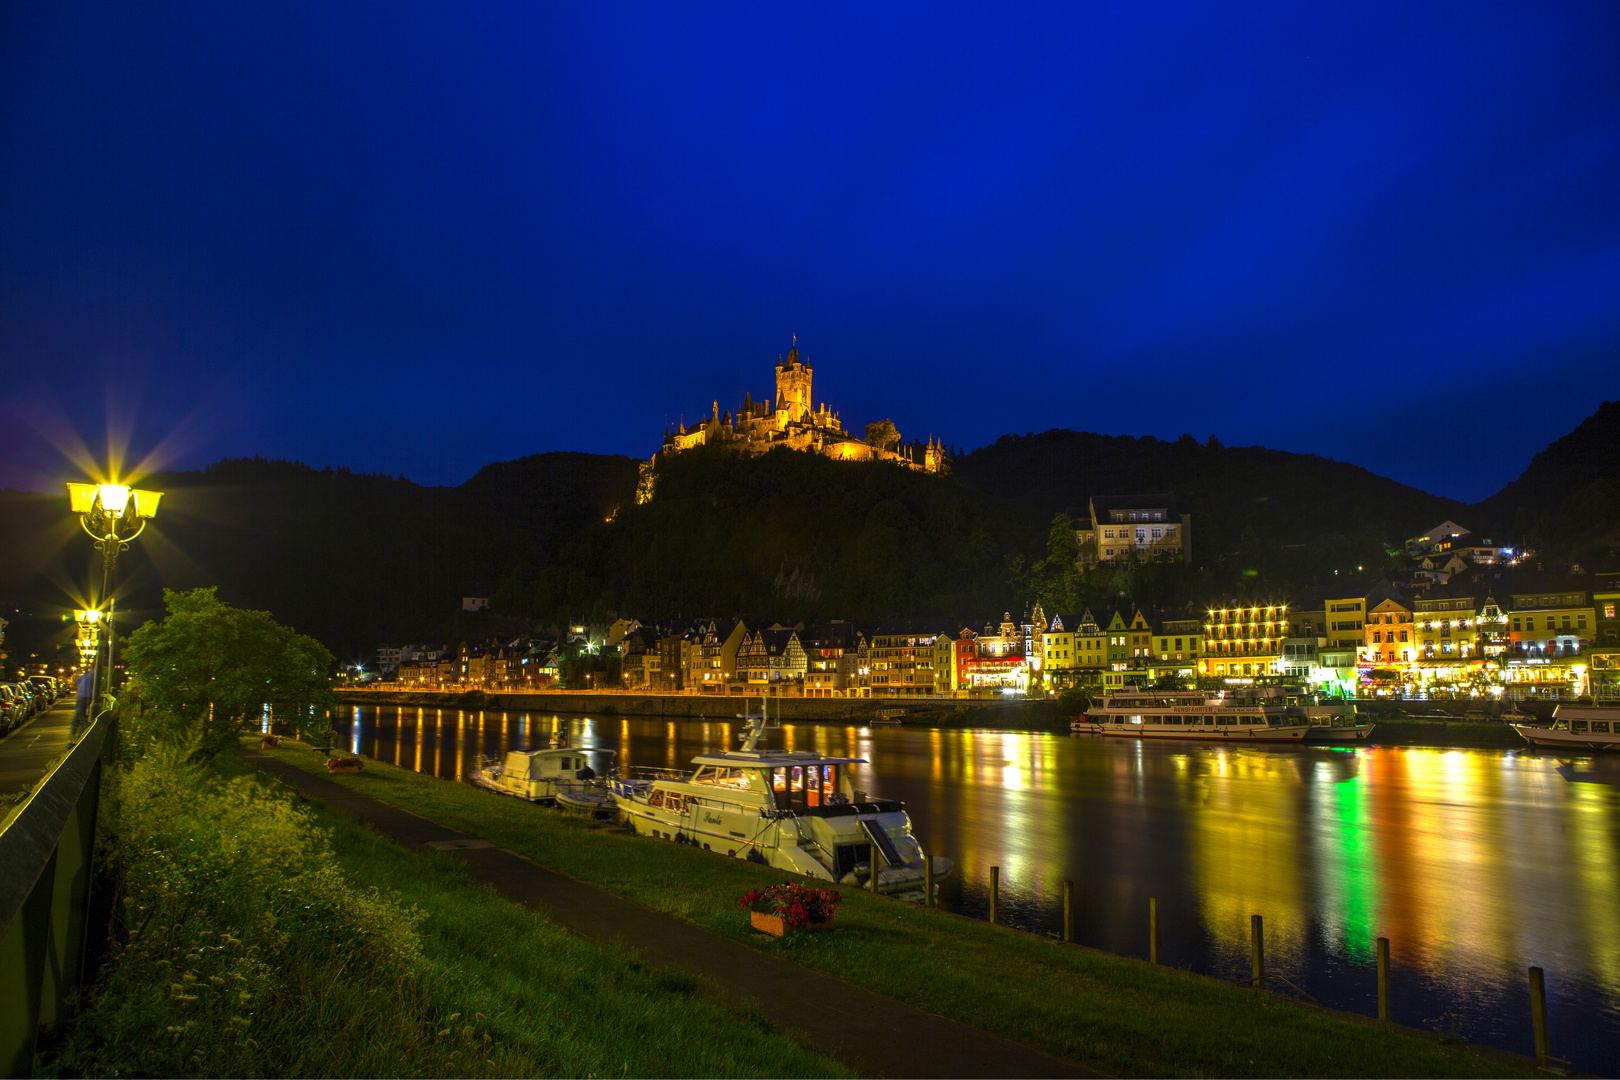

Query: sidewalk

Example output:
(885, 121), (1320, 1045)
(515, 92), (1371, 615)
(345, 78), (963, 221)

(0, 700), (80, 799)
(240, 749), (1094, 1079)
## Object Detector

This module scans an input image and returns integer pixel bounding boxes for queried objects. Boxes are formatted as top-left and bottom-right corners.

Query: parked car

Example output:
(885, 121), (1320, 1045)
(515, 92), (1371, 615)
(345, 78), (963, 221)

(28, 675), (58, 706)
(6, 681), (38, 721)
(0, 684), (21, 734)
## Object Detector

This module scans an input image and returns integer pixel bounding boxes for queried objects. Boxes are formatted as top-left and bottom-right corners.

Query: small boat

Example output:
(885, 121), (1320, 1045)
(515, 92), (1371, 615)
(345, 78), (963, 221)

(1072, 685), (1311, 742)
(1513, 705), (1620, 751)
(473, 744), (616, 804)
(1287, 699), (1376, 743)
(611, 696), (953, 895)
(868, 709), (905, 725)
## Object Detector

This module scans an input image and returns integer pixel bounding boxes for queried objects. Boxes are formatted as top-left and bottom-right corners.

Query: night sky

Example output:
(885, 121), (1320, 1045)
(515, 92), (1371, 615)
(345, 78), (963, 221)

(2, 2), (1616, 502)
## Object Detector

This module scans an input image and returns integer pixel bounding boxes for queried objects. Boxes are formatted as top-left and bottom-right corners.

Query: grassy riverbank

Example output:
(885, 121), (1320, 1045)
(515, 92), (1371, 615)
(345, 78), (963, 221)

(255, 739), (1532, 1078)
(43, 747), (844, 1078)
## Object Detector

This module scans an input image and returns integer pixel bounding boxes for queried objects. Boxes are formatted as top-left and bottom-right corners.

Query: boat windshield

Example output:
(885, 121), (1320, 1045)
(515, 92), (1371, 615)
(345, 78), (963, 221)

(770, 764), (840, 812)
(694, 767), (752, 789)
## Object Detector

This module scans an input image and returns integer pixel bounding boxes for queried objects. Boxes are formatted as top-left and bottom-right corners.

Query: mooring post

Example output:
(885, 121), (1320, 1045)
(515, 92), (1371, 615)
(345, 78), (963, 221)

(1149, 897), (1160, 965)
(1062, 880), (1073, 942)
(924, 854), (935, 907)
(869, 843), (880, 893)
(990, 866), (1000, 925)
(1529, 966), (1548, 1066)
(1376, 937), (1390, 1021)
(1251, 914), (1265, 989)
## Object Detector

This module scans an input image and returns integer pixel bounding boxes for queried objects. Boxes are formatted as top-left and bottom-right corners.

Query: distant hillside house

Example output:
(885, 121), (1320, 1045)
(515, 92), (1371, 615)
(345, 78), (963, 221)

(462, 597), (490, 612)
(1075, 495), (1192, 567)
(642, 340), (946, 502)
(1404, 521), (1469, 557)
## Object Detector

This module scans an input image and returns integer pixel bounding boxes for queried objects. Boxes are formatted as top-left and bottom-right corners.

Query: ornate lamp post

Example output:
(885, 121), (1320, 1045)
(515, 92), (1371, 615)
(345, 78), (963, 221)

(66, 482), (162, 703)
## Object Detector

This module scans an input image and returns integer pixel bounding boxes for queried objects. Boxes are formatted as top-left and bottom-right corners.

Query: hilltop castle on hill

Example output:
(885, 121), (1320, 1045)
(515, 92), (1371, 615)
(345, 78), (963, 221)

(640, 341), (947, 501)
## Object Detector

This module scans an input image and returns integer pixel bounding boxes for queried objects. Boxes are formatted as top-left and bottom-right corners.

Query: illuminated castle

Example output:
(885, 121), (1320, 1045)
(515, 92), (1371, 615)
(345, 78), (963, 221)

(646, 341), (946, 492)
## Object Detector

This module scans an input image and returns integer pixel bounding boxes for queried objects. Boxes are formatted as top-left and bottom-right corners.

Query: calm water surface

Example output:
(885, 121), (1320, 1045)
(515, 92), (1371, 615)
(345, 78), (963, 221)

(328, 705), (1620, 1071)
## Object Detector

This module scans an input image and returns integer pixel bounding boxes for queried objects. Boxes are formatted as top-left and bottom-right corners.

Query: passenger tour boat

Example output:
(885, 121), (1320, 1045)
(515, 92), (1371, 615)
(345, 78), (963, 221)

(611, 699), (952, 895)
(1513, 705), (1620, 751)
(1072, 686), (1315, 742)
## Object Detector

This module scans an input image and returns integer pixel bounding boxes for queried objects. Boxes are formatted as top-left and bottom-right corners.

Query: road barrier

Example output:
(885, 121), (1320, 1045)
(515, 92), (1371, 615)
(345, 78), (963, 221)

(0, 708), (116, 1077)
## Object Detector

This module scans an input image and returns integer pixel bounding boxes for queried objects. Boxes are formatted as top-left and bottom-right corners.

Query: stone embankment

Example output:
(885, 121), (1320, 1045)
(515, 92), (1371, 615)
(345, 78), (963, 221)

(339, 687), (1035, 721)
(334, 689), (1574, 749)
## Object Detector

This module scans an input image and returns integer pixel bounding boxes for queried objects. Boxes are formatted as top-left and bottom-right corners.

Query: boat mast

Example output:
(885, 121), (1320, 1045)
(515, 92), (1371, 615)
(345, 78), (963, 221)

(740, 692), (769, 751)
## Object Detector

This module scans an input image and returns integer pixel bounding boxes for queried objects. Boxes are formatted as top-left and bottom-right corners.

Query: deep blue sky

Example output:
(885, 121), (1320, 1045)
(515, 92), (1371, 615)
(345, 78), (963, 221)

(2, 2), (1617, 502)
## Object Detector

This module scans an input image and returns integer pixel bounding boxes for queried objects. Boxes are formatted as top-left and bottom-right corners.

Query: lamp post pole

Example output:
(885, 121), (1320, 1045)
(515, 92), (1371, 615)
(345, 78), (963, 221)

(67, 483), (162, 712)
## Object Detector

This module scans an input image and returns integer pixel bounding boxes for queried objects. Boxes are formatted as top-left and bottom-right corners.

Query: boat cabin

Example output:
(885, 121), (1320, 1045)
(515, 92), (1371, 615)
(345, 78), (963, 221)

(685, 750), (865, 813)
(502, 748), (607, 781)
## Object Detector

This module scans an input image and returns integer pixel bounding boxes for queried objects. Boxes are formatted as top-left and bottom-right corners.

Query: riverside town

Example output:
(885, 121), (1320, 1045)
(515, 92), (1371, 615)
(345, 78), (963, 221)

(5, 7), (1620, 1080)
(377, 510), (1619, 705)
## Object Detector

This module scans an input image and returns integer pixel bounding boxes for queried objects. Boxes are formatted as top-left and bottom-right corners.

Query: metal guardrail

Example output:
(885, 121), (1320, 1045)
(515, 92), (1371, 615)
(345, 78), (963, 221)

(0, 708), (116, 1077)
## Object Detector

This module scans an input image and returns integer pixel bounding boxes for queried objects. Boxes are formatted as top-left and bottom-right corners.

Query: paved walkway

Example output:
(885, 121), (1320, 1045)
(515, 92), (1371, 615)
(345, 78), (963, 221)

(240, 749), (1095, 1079)
(0, 700), (80, 799)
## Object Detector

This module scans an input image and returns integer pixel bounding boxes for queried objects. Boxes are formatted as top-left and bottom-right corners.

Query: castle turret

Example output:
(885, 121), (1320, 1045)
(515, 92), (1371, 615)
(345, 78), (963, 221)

(775, 340), (813, 424)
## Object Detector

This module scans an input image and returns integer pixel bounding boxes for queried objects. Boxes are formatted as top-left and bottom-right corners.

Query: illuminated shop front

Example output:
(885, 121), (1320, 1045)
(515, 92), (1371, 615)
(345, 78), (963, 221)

(1502, 656), (1588, 700)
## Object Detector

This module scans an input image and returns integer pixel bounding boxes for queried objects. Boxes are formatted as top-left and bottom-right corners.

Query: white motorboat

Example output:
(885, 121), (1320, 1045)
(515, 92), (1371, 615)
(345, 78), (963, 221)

(1072, 686), (1312, 742)
(472, 743), (615, 805)
(1513, 705), (1620, 751)
(610, 698), (953, 895)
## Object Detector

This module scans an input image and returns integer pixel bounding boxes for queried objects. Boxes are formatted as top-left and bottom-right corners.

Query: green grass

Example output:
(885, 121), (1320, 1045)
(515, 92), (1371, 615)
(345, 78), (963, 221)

(213, 753), (848, 1079)
(256, 739), (1533, 1079)
(46, 747), (845, 1079)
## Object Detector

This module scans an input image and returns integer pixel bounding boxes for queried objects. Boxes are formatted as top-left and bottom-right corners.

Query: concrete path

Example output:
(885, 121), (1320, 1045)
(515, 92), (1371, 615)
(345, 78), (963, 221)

(241, 749), (1095, 1079)
(0, 700), (80, 799)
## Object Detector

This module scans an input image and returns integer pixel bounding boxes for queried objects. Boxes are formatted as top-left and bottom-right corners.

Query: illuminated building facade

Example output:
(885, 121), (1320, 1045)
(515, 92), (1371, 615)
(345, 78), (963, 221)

(1041, 609), (1107, 687)
(1364, 594), (1413, 665)
(1413, 591), (1480, 659)
(1075, 494), (1192, 568)
(869, 622), (948, 696)
(1198, 604), (1290, 681)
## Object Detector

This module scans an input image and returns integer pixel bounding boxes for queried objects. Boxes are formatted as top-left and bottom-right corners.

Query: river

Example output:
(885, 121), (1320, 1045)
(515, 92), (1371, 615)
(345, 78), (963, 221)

(325, 704), (1620, 1071)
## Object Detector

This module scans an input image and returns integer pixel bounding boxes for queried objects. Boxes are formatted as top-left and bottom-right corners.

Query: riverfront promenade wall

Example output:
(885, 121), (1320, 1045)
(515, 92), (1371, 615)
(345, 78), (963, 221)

(335, 688), (1036, 723)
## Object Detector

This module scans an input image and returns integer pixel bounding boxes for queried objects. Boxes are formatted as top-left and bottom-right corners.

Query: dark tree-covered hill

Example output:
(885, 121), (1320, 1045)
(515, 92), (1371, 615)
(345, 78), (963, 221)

(3, 402), (1616, 666)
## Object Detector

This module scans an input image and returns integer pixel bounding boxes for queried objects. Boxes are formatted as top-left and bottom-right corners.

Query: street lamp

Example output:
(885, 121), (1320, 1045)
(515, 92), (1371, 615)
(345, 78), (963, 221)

(73, 609), (103, 670)
(67, 481), (162, 705)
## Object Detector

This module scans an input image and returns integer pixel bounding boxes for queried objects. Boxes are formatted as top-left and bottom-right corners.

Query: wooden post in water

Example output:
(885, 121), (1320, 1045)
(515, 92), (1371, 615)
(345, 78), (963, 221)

(869, 843), (880, 894)
(1376, 937), (1390, 1021)
(990, 866), (1000, 925)
(924, 854), (935, 907)
(1149, 897), (1160, 965)
(1529, 966), (1548, 1066)
(1062, 880), (1073, 942)
(1250, 915), (1265, 990)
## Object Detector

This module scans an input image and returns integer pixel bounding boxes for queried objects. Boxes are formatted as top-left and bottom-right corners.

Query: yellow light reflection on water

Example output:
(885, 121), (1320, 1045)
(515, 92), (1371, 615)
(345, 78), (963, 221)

(1189, 748), (1309, 970)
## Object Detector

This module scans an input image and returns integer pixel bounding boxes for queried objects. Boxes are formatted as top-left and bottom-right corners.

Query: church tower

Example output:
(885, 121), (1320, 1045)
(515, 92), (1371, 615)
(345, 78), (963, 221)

(775, 339), (813, 424)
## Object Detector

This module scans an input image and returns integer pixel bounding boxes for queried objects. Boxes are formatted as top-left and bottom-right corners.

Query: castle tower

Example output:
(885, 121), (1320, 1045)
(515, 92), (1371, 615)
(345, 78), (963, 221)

(775, 340), (813, 424)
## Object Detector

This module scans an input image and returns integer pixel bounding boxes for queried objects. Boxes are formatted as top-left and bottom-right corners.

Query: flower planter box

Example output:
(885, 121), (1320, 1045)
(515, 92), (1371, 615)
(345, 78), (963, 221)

(326, 757), (364, 773)
(750, 910), (835, 937)
(260, 735), (281, 748)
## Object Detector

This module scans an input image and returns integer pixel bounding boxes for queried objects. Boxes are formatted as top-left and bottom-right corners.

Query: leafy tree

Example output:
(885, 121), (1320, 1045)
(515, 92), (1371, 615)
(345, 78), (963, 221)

(122, 587), (336, 757)
(864, 419), (901, 452)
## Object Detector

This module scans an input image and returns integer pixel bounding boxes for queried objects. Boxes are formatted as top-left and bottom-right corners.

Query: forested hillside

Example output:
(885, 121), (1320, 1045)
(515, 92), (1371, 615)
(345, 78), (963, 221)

(2, 403), (1615, 664)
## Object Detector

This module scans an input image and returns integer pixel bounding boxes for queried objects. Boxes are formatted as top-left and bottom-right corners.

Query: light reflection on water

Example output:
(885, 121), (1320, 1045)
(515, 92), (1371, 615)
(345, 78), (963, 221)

(326, 705), (1620, 1068)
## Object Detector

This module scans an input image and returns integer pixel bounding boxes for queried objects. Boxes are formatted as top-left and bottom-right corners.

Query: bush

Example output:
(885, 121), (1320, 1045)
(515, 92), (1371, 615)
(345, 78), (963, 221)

(47, 741), (502, 1078)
